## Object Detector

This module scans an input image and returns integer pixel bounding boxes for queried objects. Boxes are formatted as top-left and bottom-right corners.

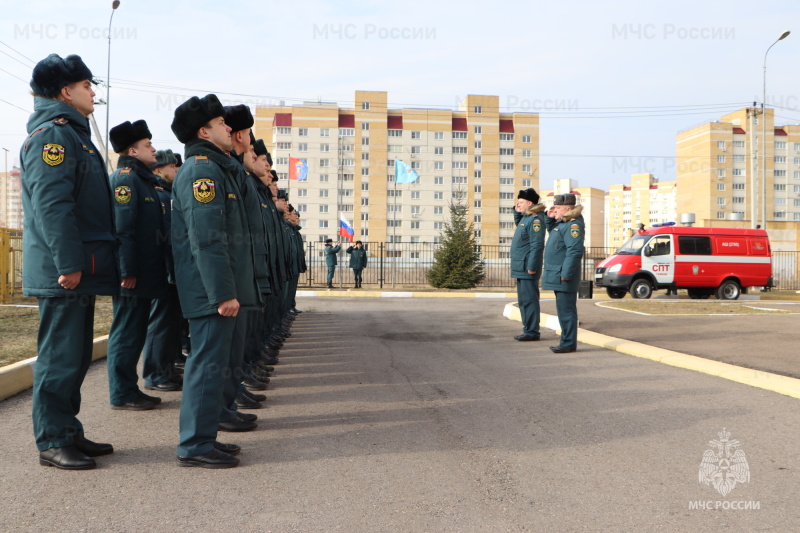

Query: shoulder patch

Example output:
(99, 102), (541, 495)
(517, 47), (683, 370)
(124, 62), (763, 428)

(119, 168), (132, 175)
(227, 193), (238, 200)
(51, 118), (69, 126)
(194, 155), (210, 165)
(81, 143), (96, 155)
(193, 178), (216, 203)
(570, 223), (582, 238)
(115, 185), (132, 204)
(533, 219), (542, 232)
(42, 143), (65, 166)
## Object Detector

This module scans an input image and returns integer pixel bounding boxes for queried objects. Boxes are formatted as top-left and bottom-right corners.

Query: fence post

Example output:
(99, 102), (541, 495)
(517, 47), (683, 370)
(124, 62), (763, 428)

(0, 228), (8, 303)
(379, 242), (384, 289)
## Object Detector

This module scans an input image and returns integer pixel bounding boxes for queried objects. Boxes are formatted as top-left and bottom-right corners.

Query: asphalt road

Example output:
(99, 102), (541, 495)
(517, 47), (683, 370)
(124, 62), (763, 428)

(1, 297), (798, 532)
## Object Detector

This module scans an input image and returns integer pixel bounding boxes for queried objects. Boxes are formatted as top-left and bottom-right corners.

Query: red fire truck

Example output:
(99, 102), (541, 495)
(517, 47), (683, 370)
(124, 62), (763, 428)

(594, 223), (773, 300)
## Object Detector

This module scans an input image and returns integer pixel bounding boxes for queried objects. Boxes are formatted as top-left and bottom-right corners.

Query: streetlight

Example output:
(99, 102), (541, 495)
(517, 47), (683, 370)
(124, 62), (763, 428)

(761, 30), (790, 230)
(104, 0), (121, 173)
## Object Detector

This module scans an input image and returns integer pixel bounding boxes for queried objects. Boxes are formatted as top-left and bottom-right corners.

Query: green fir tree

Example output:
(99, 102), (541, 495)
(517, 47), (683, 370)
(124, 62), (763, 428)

(427, 201), (485, 289)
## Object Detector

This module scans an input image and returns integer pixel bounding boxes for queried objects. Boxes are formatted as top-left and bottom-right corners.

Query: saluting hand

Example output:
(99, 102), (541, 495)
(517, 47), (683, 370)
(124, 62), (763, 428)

(58, 271), (82, 290)
(121, 276), (137, 289)
(218, 298), (240, 317)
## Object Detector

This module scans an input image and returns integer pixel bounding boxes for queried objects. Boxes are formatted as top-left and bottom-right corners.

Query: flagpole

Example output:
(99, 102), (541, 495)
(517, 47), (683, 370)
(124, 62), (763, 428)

(286, 152), (291, 200)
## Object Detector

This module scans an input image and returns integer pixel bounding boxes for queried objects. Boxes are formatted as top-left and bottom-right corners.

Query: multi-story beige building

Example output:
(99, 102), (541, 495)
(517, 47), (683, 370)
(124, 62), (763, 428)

(0, 166), (23, 230)
(254, 91), (539, 247)
(676, 107), (800, 249)
(604, 173), (677, 249)
(539, 179), (606, 249)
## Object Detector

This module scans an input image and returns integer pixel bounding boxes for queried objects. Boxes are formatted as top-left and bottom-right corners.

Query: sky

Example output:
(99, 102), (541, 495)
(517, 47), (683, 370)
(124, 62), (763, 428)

(1, 0), (798, 192)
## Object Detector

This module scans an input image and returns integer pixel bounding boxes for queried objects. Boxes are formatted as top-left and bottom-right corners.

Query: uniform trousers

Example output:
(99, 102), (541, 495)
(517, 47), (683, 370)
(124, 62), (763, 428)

(32, 295), (96, 451)
(143, 284), (182, 386)
(516, 278), (541, 337)
(554, 290), (579, 349)
(107, 295), (152, 404)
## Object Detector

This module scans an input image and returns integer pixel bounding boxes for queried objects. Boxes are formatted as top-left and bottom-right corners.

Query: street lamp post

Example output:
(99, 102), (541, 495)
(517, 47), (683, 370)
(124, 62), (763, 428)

(104, 0), (121, 173)
(761, 30), (790, 230)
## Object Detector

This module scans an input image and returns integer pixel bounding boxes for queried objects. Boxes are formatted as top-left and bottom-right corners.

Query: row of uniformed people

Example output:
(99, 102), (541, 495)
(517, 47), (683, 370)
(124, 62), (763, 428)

(21, 53), (305, 470)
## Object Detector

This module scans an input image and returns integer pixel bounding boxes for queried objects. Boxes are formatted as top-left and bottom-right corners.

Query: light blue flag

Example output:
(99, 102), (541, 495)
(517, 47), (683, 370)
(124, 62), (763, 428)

(394, 159), (419, 184)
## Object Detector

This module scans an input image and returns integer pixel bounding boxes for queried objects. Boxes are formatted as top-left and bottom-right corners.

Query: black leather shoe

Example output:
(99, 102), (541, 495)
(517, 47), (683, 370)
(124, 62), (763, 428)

(213, 441), (241, 456)
(243, 377), (267, 391)
(252, 368), (271, 381)
(218, 419), (258, 432)
(550, 345), (577, 353)
(235, 392), (263, 410)
(237, 412), (258, 422)
(73, 436), (114, 457)
(138, 392), (162, 405)
(256, 364), (274, 373)
(262, 347), (279, 358)
(260, 355), (279, 366)
(515, 334), (540, 342)
(111, 397), (158, 411)
(145, 381), (182, 392)
(177, 448), (239, 468)
(39, 445), (96, 470)
(242, 390), (266, 402)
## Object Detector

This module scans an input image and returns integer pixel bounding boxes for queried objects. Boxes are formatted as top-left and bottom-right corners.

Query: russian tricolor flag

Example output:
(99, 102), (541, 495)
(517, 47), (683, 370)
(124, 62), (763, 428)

(338, 213), (354, 242)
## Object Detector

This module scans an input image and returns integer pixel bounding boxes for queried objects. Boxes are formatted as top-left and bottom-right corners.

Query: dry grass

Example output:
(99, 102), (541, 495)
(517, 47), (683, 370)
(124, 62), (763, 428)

(598, 300), (797, 316)
(0, 296), (113, 367)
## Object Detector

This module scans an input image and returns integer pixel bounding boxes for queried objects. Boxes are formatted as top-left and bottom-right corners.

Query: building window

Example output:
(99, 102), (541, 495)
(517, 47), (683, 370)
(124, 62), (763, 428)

(522, 164), (531, 173)
(732, 169), (743, 176)
(474, 155), (482, 163)
(453, 162), (467, 170)
(474, 170), (482, 178)
(500, 133), (514, 141)
(411, 191), (420, 199)
(411, 206), (421, 215)
(434, 177), (443, 185)
(411, 146), (421, 154)
(362, 101), (370, 110)
(522, 135), (531, 143)
(453, 146), (468, 154)
(361, 182), (369, 191)
(434, 132), (444, 140)
(500, 148), (515, 156)
(320, 128), (330, 137)
(319, 189), (329, 198)
(434, 147), (444, 155)
(410, 221), (420, 229)
(361, 228), (369, 236)
(277, 142), (291, 150)
(775, 141), (786, 150)
(500, 178), (513, 185)
(775, 170), (787, 178)
(718, 155), (726, 163)
(319, 205), (329, 213)
(474, 214), (482, 223)
(276, 127), (291, 135)
(474, 200), (481, 208)
(388, 129), (402, 137)
(319, 220), (328, 228)
(717, 211), (725, 220)
(474, 105), (482, 114)
(717, 183), (725, 191)
(298, 143), (308, 152)
(387, 220), (401, 227)
(717, 141), (725, 150)
(361, 168), (369, 176)
(522, 179), (531, 187)
(474, 126), (482, 134)
(452, 176), (467, 184)
(296, 204), (307, 212)
(320, 144), (330, 153)
(474, 141), (482, 149)
(361, 198), (369, 206)
(339, 128), (354, 137)
(411, 161), (420, 169)
(388, 205), (402, 213)
(434, 206), (443, 214)
(362, 137), (370, 146)
(361, 153), (369, 161)
(320, 159), (329, 168)
(734, 154), (745, 162)
(411, 131), (421, 139)
(501, 163), (514, 170)
(319, 174), (329, 182)
(774, 183), (786, 191)
(522, 149), (531, 158)
(733, 140), (745, 148)
(499, 192), (514, 200)
(387, 189), (402, 197)
(362, 122), (370, 130)
(717, 169), (725, 178)
(361, 213), (369, 221)
(732, 183), (745, 190)
(434, 222), (443, 230)
(474, 185), (482, 193)
(434, 162), (444, 170)
(297, 189), (308, 197)
(298, 128), (308, 136)
(339, 189), (354, 197)
(452, 132), (467, 139)
(434, 192), (443, 200)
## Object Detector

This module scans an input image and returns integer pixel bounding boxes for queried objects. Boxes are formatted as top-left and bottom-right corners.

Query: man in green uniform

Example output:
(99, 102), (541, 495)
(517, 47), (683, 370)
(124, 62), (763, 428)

(510, 188), (546, 341)
(324, 239), (341, 288)
(170, 94), (260, 468)
(346, 241), (368, 288)
(106, 120), (169, 409)
(143, 149), (183, 392)
(285, 205), (307, 308)
(22, 54), (118, 469)
(542, 194), (585, 353)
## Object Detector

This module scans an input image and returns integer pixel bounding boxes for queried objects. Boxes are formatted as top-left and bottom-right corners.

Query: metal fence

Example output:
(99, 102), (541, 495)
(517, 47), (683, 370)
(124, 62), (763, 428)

(772, 251), (800, 291)
(0, 228), (23, 302)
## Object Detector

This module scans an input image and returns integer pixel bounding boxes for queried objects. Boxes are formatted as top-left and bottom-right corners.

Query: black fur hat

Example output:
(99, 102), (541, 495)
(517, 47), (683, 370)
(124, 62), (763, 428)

(110, 120), (152, 153)
(30, 54), (95, 98)
(171, 94), (225, 144)
(151, 149), (178, 170)
(253, 139), (269, 157)
(517, 188), (540, 204)
(553, 193), (577, 206)
(270, 169), (278, 181)
(276, 188), (288, 200)
(174, 154), (183, 167)
(223, 104), (254, 132)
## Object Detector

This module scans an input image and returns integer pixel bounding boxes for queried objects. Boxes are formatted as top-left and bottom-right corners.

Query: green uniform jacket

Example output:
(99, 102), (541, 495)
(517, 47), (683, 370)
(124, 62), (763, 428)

(20, 97), (119, 297)
(252, 175), (288, 286)
(153, 178), (175, 284)
(231, 158), (270, 297)
(510, 204), (546, 280)
(325, 244), (341, 266)
(346, 246), (368, 269)
(109, 155), (168, 298)
(541, 205), (585, 293)
(292, 225), (307, 273)
(170, 139), (259, 318)
(283, 219), (301, 278)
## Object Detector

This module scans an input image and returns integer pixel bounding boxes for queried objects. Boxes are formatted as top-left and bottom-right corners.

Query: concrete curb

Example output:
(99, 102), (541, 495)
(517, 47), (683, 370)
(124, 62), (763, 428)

(298, 290), (517, 299)
(0, 335), (108, 402)
(503, 302), (800, 401)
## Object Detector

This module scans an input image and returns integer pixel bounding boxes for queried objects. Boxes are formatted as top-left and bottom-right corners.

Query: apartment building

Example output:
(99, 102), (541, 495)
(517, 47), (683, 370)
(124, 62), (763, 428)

(604, 173), (677, 249)
(254, 91), (539, 246)
(0, 167), (22, 230)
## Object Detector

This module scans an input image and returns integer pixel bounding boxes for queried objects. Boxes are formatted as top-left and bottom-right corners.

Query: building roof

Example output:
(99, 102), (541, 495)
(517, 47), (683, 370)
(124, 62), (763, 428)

(273, 113), (292, 127)
(775, 128), (787, 136)
(387, 116), (403, 129)
(733, 127), (746, 134)
(452, 118), (468, 131)
(338, 114), (355, 128)
(499, 119), (515, 133)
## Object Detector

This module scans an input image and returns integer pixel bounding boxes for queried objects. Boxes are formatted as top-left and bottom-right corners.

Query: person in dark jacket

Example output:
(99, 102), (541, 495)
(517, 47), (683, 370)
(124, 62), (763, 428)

(21, 54), (118, 470)
(346, 241), (368, 288)
(542, 194), (586, 353)
(510, 188), (546, 341)
(324, 239), (341, 288)
(170, 94), (260, 468)
(142, 149), (184, 392)
(106, 120), (168, 410)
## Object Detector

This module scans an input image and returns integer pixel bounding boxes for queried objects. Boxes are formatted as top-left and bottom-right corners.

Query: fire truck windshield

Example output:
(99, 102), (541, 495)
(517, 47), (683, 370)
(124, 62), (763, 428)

(616, 234), (649, 255)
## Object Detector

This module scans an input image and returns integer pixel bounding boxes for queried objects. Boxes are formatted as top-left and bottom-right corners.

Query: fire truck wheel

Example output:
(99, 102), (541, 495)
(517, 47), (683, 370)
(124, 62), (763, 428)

(630, 278), (653, 299)
(606, 288), (627, 299)
(716, 280), (741, 300)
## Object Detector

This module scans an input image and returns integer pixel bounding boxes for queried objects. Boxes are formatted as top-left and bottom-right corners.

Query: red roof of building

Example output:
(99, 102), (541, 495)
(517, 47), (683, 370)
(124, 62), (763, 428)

(499, 119), (515, 133)
(623, 186), (631, 191)
(733, 127), (746, 134)
(650, 185), (658, 189)
(338, 114), (355, 128)
(387, 116), (403, 129)
(452, 118), (468, 131)
(273, 113), (292, 127)
(775, 128), (787, 136)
